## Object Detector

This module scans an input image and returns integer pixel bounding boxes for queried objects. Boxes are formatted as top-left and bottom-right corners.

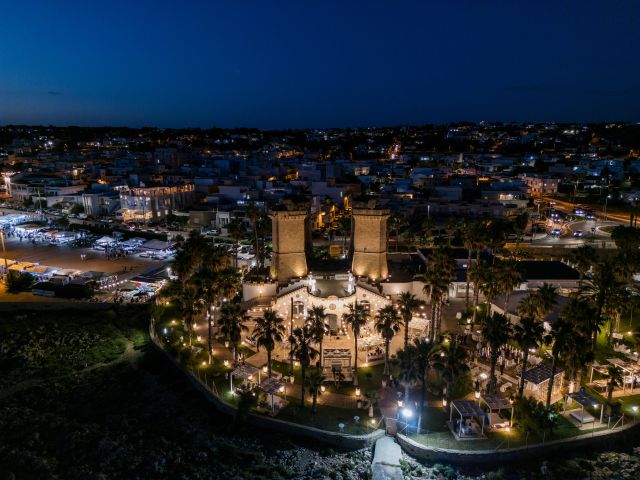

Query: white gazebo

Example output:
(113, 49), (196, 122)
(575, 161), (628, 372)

(449, 399), (486, 440)
(230, 364), (261, 393)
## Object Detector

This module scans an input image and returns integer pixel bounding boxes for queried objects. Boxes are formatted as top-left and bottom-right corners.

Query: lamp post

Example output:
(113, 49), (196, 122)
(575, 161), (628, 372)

(592, 404), (600, 437)
(0, 229), (7, 277)
(632, 405), (638, 424)
(604, 194), (611, 221)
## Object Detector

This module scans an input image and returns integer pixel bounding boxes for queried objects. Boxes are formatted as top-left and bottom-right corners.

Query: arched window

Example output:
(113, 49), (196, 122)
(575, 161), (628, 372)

(292, 300), (305, 317)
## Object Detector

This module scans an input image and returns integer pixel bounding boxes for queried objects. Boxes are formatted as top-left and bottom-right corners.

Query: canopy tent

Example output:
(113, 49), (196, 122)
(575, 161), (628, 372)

(480, 393), (513, 428)
(259, 377), (287, 414)
(141, 239), (176, 251)
(522, 364), (564, 404)
(95, 236), (115, 245)
(450, 399), (485, 439)
(564, 389), (603, 424)
(606, 358), (640, 392)
(230, 364), (261, 393)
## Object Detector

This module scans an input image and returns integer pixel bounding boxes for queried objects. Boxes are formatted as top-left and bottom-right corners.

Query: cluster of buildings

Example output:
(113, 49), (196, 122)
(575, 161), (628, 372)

(1, 123), (637, 235)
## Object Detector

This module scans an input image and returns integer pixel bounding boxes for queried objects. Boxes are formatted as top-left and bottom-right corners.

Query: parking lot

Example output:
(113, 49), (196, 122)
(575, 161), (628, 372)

(2, 234), (166, 275)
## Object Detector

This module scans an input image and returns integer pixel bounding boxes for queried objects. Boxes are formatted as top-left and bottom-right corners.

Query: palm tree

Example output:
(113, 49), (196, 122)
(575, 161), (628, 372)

(436, 338), (470, 409)
(252, 309), (285, 378)
(374, 305), (402, 378)
(393, 344), (420, 404)
(390, 215), (404, 252)
(342, 302), (369, 386)
(413, 338), (442, 431)
(398, 292), (422, 350)
(481, 312), (513, 392)
(193, 246), (231, 362)
(532, 283), (558, 320)
(304, 369), (326, 415)
(462, 218), (478, 309)
(171, 230), (209, 282)
(496, 258), (522, 310)
(216, 267), (242, 302)
(227, 217), (246, 268)
(513, 315), (544, 397)
(545, 316), (574, 408)
(246, 203), (268, 269)
(423, 249), (456, 340)
(477, 262), (500, 319)
(308, 305), (327, 370)
(167, 280), (203, 345)
(445, 216), (457, 246)
(580, 260), (617, 349)
(218, 301), (249, 362)
(606, 366), (624, 408)
(289, 326), (319, 408)
(569, 245), (595, 285)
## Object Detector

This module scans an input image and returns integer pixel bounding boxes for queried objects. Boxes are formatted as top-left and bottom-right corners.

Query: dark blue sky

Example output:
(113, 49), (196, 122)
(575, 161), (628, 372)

(1, 0), (638, 128)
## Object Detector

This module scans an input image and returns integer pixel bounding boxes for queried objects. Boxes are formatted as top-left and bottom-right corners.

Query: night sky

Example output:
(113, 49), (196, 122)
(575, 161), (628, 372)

(1, 0), (638, 128)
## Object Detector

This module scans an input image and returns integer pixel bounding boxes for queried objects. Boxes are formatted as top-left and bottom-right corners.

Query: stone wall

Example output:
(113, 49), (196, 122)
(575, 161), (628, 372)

(270, 210), (308, 282)
(397, 423), (640, 465)
(351, 209), (389, 281)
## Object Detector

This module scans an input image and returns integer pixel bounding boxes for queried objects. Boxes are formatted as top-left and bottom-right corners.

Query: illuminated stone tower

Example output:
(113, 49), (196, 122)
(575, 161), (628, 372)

(351, 208), (390, 281)
(270, 209), (308, 283)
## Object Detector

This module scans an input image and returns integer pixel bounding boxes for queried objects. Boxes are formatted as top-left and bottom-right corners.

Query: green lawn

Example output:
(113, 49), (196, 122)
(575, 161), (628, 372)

(276, 401), (371, 435)
(411, 413), (597, 451)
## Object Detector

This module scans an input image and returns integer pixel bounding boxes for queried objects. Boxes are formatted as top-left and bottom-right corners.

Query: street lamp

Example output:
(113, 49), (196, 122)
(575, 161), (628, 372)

(632, 405), (638, 423)
(604, 194), (611, 221)
(592, 404), (600, 436)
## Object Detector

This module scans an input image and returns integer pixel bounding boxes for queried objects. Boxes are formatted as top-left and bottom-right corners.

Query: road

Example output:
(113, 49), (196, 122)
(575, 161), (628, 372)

(542, 196), (631, 224)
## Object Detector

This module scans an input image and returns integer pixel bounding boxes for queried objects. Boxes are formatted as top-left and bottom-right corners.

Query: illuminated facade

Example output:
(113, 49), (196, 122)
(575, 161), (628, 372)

(119, 184), (195, 222)
(269, 209), (308, 282)
(351, 208), (390, 281)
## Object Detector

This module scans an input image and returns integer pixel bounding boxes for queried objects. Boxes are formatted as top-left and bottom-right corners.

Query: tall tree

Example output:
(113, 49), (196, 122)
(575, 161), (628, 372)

(605, 366), (624, 409)
(398, 292), (422, 350)
(193, 246), (232, 362)
(227, 218), (246, 268)
(342, 302), (369, 386)
(304, 369), (326, 415)
(289, 326), (319, 407)
(166, 280), (203, 346)
(580, 259), (618, 348)
(531, 283), (558, 321)
(374, 305), (402, 378)
(252, 309), (285, 378)
(545, 316), (574, 408)
(481, 312), (513, 392)
(436, 338), (470, 409)
(393, 344), (420, 405)
(423, 249), (456, 339)
(513, 314), (545, 397)
(218, 301), (249, 362)
(308, 305), (327, 370)
(413, 338), (442, 431)
(496, 258), (522, 310)
(568, 245), (596, 286)
(462, 218), (480, 309)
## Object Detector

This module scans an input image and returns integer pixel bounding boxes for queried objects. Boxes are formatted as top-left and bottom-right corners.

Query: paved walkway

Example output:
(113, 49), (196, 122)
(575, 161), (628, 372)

(372, 436), (403, 480)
